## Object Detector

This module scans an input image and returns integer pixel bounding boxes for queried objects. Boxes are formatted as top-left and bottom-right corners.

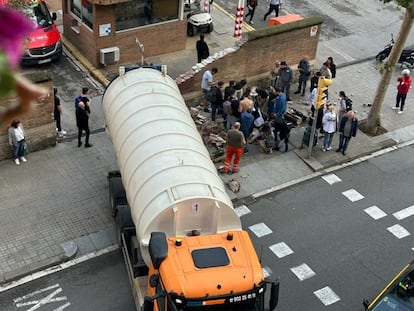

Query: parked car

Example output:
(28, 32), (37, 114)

(187, 11), (213, 36)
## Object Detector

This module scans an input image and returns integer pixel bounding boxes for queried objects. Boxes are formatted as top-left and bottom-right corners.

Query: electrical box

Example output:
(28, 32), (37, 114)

(100, 47), (120, 65)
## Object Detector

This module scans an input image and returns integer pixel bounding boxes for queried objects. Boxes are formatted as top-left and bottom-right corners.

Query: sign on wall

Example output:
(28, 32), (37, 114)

(99, 23), (112, 37)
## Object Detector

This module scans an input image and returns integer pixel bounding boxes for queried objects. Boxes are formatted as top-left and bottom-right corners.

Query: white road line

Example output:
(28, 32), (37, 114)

(262, 266), (272, 278)
(14, 284), (60, 303)
(313, 286), (341, 306)
(249, 223), (272, 238)
(393, 205), (414, 221)
(54, 302), (71, 310)
(269, 242), (294, 258)
(364, 206), (387, 220)
(234, 205), (251, 217)
(387, 224), (411, 239)
(290, 263), (316, 281)
(342, 189), (365, 202)
(321, 173), (342, 185)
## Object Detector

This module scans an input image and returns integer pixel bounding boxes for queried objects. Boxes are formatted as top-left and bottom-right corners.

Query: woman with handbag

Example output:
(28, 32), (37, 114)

(8, 120), (27, 165)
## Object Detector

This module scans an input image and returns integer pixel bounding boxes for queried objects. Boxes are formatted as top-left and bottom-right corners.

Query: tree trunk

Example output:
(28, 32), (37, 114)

(366, 6), (414, 135)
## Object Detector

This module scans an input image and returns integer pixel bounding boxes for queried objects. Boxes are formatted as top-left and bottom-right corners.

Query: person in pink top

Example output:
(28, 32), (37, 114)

(393, 69), (412, 114)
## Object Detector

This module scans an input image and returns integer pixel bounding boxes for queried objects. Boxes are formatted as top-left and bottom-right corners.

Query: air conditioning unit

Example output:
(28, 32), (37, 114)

(100, 47), (120, 65)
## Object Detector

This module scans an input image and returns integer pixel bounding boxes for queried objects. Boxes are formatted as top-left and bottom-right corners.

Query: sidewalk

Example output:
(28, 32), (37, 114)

(1, 1), (414, 287)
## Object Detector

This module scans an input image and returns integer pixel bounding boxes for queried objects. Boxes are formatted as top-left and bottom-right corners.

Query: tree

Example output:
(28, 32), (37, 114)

(366, 0), (414, 135)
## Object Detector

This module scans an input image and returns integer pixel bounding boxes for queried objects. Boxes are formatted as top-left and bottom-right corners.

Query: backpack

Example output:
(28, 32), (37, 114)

(206, 88), (217, 103)
(345, 97), (353, 112)
(223, 100), (232, 116)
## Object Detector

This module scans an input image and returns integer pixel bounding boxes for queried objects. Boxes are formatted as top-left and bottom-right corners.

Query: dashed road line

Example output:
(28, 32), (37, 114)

(314, 286), (341, 306)
(321, 173), (342, 185)
(269, 242), (294, 258)
(387, 224), (411, 239)
(364, 206), (387, 220)
(249, 223), (272, 238)
(290, 263), (316, 281)
(14, 283), (70, 310)
(342, 189), (365, 202)
(393, 205), (414, 221)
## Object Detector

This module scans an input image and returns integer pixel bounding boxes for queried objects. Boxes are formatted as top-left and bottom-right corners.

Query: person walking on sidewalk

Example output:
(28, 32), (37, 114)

(245, 0), (258, 24)
(393, 69), (412, 114)
(54, 88), (67, 137)
(295, 55), (310, 97)
(8, 120), (27, 165)
(196, 33), (209, 63)
(76, 101), (92, 148)
(321, 104), (337, 152)
(219, 122), (246, 174)
(263, 0), (282, 20)
(336, 110), (358, 156)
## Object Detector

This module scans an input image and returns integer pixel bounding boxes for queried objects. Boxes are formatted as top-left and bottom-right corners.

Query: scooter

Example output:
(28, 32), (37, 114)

(376, 34), (414, 67)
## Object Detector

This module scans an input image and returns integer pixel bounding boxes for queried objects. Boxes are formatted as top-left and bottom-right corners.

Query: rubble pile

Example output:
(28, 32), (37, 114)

(189, 105), (227, 163)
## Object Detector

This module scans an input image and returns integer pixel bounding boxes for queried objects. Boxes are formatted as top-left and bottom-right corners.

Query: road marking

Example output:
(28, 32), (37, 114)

(387, 224), (411, 239)
(342, 189), (365, 202)
(290, 263), (316, 281)
(249, 223), (272, 238)
(269, 242), (294, 258)
(393, 205), (414, 220)
(314, 286), (341, 306)
(321, 173), (342, 185)
(262, 266), (272, 278)
(364, 206), (387, 220)
(235, 204), (251, 217)
(13, 283), (70, 310)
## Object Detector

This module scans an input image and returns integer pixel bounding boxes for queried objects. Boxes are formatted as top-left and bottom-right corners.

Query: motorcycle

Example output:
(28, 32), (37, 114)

(376, 34), (414, 67)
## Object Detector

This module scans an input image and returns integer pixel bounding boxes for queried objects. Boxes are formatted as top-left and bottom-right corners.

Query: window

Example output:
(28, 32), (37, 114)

(116, 0), (179, 31)
(70, 0), (93, 29)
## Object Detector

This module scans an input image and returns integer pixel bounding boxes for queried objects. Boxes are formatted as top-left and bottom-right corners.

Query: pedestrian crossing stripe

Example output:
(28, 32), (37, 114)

(342, 189), (365, 202)
(387, 224), (411, 239)
(269, 242), (294, 258)
(249, 223), (272, 238)
(234, 205), (251, 217)
(364, 206), (387, 220)
(314, 286), (341, 306)
(321, 173), (342, 185)
(393, 205), (414, 221)
(290, 263), (316, 281)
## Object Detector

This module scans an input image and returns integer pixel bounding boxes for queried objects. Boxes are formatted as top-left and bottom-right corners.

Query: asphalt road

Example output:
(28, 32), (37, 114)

(240, 145), (414, 310)
(0, 251), (135, 311)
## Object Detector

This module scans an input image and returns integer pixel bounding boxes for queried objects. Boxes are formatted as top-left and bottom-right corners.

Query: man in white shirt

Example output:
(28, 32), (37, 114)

(201, 67), (218, 112)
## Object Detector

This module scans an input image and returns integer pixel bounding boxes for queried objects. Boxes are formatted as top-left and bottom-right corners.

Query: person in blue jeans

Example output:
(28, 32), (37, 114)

(321, 104), (337, 152)
(210, 81), (224, 122)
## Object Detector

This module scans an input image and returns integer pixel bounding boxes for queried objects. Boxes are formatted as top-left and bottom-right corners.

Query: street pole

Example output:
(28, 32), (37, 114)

(307, 109), (318, 159)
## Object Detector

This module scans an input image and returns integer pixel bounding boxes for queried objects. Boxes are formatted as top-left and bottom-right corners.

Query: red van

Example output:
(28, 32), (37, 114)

(3, 0), (62, 65)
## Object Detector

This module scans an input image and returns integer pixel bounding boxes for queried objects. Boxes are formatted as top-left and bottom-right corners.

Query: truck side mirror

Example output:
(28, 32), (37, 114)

(363, 298), (370, 309)
(269, 281), (280, 311)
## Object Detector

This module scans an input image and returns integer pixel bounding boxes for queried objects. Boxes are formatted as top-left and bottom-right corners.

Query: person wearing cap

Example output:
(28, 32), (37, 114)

(393, 69), (412, 114)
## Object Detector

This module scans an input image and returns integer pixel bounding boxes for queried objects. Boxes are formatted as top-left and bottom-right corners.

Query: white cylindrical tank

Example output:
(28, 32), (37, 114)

(102, 67), (241, 266)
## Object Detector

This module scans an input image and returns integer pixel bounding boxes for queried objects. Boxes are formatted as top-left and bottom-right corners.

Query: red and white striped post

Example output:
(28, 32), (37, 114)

(234, 0), (245, 38)
(203, 0), (210, 13)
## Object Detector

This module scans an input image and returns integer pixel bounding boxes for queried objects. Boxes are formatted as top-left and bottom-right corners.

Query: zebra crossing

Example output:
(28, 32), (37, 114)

(236, 171), (414, 308)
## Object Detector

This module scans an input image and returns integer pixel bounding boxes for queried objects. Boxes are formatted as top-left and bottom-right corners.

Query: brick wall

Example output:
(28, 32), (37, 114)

(0, 71), (56, 161)
(63, 1), (186, 67)
(176, 17), (323, 104)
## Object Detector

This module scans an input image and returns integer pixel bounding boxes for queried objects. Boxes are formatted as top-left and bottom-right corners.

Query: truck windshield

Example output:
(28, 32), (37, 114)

(369, 269), (414, 311)
(21, 2), (53, 28)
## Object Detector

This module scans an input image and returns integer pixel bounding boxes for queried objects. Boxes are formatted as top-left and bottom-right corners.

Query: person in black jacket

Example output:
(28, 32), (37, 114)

(76, 101), (92, 148)
(196, 34), (209, 63)
(327, 56), (336, 79)
(210, 81), (224, 122)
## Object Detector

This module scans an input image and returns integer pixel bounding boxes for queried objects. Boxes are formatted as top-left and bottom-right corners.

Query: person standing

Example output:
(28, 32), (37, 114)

(295, 56), (310, 96)
(276, 61), (293, 101)
(326, 56), (336, 79)
(338, 91), (352, 120)
(263, 0), (282, 20)
(320, 62), (332, 79)
(201, 67), (218, 112)
(336, 110), (358, 156)
(219, 122), (246, 174)
(76, 101), (92, 148)
(196, 33), (209, 63)
(273, 87), (287, 117)
(240, 107), (254, 154)
(245, 0), (258, 24)
(393, 69), (412, 114)
(54, 87), (67, 137)
(8, 120), (27, 165)
(75, 87), (91, 112)
(210, 80), (224, 122)
(321, 104), (337, 152)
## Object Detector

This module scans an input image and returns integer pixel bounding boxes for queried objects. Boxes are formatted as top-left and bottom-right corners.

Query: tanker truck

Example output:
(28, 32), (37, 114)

(103, 66), (279, 311)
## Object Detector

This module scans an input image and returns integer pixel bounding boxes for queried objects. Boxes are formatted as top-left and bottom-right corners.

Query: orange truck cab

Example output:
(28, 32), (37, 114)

(3, 0), (62, 65)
